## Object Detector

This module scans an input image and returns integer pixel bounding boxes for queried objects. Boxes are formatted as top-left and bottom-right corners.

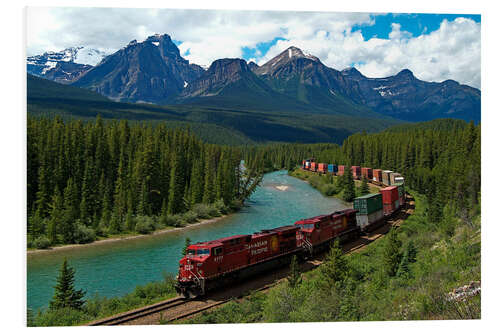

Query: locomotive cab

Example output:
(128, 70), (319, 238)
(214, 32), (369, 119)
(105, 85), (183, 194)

(176, 244), (217, 298)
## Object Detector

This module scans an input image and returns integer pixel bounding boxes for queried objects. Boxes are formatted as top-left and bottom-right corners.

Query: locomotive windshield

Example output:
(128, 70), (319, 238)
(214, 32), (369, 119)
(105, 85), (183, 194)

(197, 248), (210, 256)
(187, 249), (196, 255)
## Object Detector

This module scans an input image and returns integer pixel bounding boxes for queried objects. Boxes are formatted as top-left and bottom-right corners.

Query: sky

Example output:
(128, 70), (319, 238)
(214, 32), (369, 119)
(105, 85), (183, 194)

(26, 7), (481, 88)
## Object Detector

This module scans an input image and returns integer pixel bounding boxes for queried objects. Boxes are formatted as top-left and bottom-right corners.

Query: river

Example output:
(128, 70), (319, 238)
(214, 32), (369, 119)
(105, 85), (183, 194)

(27, 170), (349, 311)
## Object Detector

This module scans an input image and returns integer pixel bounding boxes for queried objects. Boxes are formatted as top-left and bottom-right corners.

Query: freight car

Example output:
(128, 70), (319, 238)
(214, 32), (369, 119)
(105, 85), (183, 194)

(176, 209), (359, 298)
(176, 161), (407, 298)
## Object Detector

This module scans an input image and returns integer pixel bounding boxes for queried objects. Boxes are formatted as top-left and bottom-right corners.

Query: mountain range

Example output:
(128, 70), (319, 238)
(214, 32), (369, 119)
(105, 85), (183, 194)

(27, 33), (481, 123)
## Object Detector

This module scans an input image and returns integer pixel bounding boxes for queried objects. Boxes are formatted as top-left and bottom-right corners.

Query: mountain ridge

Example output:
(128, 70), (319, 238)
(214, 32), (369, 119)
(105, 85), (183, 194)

(28, 35), (481, 122)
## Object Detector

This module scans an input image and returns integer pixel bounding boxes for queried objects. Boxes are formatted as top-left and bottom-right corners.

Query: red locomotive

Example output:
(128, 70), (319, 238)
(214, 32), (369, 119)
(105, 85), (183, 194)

(176, 209), (358, 298)
(176, 160), (407, 298)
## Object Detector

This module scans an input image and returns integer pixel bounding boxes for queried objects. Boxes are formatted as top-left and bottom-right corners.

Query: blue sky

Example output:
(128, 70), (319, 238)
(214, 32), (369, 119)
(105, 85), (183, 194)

(27, 8), (481, 88)
(354, 13), (480, 40)
(239, 13), (480, 66)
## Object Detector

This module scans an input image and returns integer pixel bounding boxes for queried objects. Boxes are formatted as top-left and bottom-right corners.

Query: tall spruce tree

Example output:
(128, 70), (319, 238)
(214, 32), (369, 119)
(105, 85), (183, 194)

(49, 259), (86, 310)
(287, 255), (302, 289)
(383, 228), (402, 277)
(342, 166), (356, 202)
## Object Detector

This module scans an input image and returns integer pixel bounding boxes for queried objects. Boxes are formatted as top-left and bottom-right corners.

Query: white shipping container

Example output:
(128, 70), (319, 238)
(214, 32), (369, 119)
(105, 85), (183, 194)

(394, 177), (404, 184)
(305, 162), (311, 167)
(356, 209), (384, 229)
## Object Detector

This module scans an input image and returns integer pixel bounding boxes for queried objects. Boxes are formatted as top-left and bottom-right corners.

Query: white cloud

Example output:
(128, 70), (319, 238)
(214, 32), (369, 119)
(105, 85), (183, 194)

(26, 8), (480, 88)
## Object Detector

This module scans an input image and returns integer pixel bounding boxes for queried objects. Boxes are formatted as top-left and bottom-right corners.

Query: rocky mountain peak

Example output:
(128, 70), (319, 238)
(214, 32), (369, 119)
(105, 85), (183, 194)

(341, 67), (365, 79)
(208, 58), (250, 75)
(395, 69), (415, 79)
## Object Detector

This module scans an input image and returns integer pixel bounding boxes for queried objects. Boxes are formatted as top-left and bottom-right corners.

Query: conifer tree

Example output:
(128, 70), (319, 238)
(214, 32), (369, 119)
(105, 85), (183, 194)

(47, 186), (63, 245)
(360, 177), (370, 195)
(320, 239), (348, 287)
(287, 255), (302, 289)
(49, 259), (86, 310)
(342, 166), (356, 202)
(382, 228), (402, 277)
(182, 237), (191, 256)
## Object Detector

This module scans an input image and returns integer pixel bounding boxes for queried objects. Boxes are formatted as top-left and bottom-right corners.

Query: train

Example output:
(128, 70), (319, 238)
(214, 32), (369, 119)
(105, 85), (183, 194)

(175, 159), (406, 298)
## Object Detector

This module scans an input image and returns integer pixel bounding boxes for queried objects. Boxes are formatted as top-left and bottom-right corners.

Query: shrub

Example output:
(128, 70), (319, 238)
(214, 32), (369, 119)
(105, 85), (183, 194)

(134, 216), (156, 234)
(214, 199), (228, 215)
(34, 307), (92, 327)
(183, 211), (198, 224)
(207, 205), (221, 217)
(34, 236), (50, 249)
(160, 214), (177, 227)
(192, 204), (212, 219)
(322, 184), (338, 196)
(73, 223), (96, 244)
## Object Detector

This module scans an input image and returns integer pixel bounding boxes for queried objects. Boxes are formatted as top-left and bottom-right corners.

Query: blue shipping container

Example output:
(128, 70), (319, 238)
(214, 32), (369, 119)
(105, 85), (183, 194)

(328, 164), (338, 173)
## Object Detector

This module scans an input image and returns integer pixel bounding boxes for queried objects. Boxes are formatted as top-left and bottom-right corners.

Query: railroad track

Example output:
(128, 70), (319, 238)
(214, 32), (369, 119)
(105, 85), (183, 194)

(87, 296), (190, 326)
(88, 193), (415, 326)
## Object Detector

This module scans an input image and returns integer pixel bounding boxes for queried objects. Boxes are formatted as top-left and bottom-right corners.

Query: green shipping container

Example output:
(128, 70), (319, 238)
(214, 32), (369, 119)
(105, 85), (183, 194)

(397, 184), (405, 197)
(354, 193), (383, 215)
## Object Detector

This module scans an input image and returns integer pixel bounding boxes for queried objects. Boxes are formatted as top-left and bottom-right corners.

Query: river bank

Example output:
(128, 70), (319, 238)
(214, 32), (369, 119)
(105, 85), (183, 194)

(28, 213), (231, 256)
(27, 170), (350, 312)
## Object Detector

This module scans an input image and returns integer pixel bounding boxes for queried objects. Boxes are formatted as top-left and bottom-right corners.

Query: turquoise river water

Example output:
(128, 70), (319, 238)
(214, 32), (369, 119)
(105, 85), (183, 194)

(27, 170), (349, 311)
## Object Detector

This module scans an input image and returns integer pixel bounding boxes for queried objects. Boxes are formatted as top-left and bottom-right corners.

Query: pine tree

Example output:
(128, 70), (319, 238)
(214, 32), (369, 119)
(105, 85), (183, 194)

(342, 166), (356, 202)
(360, 177), (370, 195)
(287, 255), (302, 289)
(383, 228), (402, 277)
(320, 239), (348, 287)
(182, 237), (191, 255)
(396, 250), (411, 279)
(47, 186), (63, 245)
(406, 240), (417, 263)
(49, 259), (86, 310)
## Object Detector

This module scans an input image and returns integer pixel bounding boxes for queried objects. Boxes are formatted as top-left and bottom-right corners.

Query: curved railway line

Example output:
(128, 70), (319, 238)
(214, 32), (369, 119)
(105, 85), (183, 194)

(87, 192), (415, 326)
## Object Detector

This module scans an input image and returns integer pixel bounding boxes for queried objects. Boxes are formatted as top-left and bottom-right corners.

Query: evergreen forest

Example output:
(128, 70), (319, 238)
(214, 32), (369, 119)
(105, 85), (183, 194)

(27, 116), (262, 248)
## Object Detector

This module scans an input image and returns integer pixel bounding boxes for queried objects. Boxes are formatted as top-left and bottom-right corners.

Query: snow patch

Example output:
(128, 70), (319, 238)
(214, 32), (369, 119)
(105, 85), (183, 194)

(41, 61), (57, 74)
(288, 49), (292, 58)
(152, 42), (160, 47)
(373, 86), (388, 90)
(184, 81), (188, 88)
(329, 89), (336, 96)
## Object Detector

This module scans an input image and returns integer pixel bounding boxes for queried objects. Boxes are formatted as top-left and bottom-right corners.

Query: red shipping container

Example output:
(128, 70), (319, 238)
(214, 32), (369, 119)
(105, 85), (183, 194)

(379, 186), (399, 204)
(318, 163), (328, 173)
(383, 202), (396, 216)
(351, 166), (361, 179)
(361, 167), (373, 180)
(311, 162), (317, 171)
(373, 169), (383, 182)
(338, 165), (345, 176)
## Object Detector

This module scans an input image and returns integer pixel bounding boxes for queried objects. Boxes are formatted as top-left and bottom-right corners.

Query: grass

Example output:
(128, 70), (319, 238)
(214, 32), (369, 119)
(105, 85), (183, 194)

(177, 190), (480, 324)
(288, 168), (377, 201)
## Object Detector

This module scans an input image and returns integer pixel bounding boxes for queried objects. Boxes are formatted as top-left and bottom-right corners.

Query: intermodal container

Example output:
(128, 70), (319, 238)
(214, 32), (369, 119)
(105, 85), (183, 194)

(373, 169), (383, 182)
(328, 164), (338, 173)
(361, 167), (373, 180)
(351, 166), (361, 179)
(354, 193), (383, 215)
(390, 172), (402, 185)
(380, 186), (399, 204)
(382, 170), (393, 186)
(356, 209), (384, 230)
(338, 165), (345, 176)
(305, 161), (311, 169)
(311, 162), (317, 171)
(393, 176), (405, 185)
(397, 184), (405, 206)
(318, 163), (328, 173)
